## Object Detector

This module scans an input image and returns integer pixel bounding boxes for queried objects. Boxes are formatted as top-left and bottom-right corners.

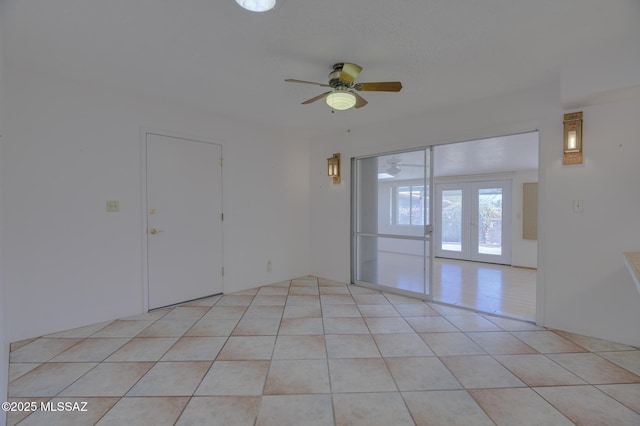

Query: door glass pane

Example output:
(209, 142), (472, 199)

(441, 190), (462, 252)
(353, 148), (432, 298)
(477, 188), (502, 255)
(356, 157), (380, 235)
(354, 153), (428, 236)
(356, 235), (379, 284)
(355, 151), (428, 236)
(395, 186), (411, 225)
(378, 152), (426, 237)
(356, 236), (426, 294)
(394, 185), (425, 226)
(411, 186), (425, 225)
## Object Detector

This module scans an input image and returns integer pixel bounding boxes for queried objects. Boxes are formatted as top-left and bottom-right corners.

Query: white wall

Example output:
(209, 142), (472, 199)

(561, 37), (640, 110)
(1, 67), (310, 342)
(309, 71), (640, 347)
(510, 170), (538, 269)
(542, 98), (640, 345)
(0, 7), (8, 424)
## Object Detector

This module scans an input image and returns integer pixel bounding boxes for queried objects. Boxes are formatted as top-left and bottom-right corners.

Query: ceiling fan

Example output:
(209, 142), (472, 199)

(387, 157), (402, 176)
(384, 156), (424, 177)
(285, 62), (402, 111)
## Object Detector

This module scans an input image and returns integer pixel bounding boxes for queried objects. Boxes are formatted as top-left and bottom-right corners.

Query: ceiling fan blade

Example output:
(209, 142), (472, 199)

(340, 63), (363, 83)
(354, 81), (403, 92)
(285, 79), (331, 88)
(301, 91), (332, 105)
(353, 91), (368, 109)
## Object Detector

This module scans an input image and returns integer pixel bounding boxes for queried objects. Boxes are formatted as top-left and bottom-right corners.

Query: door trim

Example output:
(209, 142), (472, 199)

(140, 128), (224, 312)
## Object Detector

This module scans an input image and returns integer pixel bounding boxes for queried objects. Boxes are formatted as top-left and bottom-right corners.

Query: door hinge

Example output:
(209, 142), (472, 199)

(220, 157), (224, 167)
(221, 213), (224, 221)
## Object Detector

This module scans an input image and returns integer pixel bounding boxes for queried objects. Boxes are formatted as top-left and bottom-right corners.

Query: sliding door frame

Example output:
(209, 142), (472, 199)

(351, 147), (434, 300)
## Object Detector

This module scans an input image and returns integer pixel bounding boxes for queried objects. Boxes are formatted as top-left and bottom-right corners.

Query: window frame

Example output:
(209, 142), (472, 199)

(391, 184), (426, 227)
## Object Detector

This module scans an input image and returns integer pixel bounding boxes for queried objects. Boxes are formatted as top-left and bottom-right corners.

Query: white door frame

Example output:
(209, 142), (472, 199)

(140, 128), (224, 312)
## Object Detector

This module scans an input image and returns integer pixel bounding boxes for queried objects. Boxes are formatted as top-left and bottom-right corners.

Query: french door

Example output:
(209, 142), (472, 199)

(352, 148), (433, 298)
(435, 180), (512, 265)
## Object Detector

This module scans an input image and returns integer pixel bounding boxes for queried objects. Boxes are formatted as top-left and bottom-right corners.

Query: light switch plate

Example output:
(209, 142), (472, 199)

(106, 200), (120, 212)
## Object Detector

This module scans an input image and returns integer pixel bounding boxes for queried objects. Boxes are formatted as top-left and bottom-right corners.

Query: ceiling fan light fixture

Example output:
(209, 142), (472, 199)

(326, 91), (356, 111)
(235, 0), (276, 12)
(386, 165), (401, 176)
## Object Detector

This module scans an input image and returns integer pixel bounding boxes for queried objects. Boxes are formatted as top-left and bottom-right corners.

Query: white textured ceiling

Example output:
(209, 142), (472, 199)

(376, 131), (538, 179)
(2, 1), (638, 139)
(434, 132), (539, 177)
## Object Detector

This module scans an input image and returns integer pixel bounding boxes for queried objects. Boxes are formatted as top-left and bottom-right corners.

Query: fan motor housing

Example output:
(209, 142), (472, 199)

(328, 63), (351, 89)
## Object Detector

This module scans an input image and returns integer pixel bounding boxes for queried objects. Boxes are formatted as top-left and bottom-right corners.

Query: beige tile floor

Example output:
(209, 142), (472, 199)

(6, 276), (640, 425)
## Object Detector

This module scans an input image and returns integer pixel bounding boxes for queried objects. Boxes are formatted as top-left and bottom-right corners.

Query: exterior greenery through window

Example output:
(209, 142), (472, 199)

(441, 187), (504, 250)
(392, 185), (426, 226)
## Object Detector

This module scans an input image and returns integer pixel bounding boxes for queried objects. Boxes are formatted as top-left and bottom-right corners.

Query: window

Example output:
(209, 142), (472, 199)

(392, 185), (426, 226)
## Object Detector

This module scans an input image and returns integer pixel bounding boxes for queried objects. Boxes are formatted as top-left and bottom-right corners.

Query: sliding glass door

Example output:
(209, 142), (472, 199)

(352, 148), (433, 298)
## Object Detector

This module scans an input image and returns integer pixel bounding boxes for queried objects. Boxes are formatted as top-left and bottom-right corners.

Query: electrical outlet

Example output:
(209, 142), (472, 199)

(267, 261), (272, 272)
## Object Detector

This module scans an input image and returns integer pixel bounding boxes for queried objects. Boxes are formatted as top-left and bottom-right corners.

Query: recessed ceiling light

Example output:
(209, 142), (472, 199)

(235, 0), (276, 12)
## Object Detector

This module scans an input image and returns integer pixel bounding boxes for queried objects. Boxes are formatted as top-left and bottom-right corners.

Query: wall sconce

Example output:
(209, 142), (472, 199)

(563, 111), (583, 165)
(327, 153), (341, 184)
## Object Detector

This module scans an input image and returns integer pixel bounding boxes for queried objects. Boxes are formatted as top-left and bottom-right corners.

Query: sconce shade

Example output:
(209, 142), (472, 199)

(563, 111), (583, 164)
(326, 91), (356, 110)
(327, 153), (341, 184)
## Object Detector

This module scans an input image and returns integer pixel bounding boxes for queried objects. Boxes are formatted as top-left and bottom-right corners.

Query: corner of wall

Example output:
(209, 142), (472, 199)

(0, 5), (9, 423)
(561, 37), (640, 110)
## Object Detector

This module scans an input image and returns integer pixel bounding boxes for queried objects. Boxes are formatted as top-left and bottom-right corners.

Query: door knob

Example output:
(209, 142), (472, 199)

(149, 228), (163, 235)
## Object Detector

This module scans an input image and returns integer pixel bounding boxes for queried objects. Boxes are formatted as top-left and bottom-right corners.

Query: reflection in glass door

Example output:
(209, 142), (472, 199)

(438, 187), (467, 260)
(435, 180), (512, 265)
(352, 148), (433, 298)
(477, 186), (505, 257)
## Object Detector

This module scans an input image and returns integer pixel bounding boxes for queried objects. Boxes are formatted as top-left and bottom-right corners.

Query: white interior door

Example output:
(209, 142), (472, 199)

(146, 133), (223, 309)
(436, 180), (511, 265)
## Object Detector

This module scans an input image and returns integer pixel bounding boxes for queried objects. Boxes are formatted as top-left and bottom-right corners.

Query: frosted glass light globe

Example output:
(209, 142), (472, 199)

(326, 92), (356, 110)
(235, 0), (276, 12)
